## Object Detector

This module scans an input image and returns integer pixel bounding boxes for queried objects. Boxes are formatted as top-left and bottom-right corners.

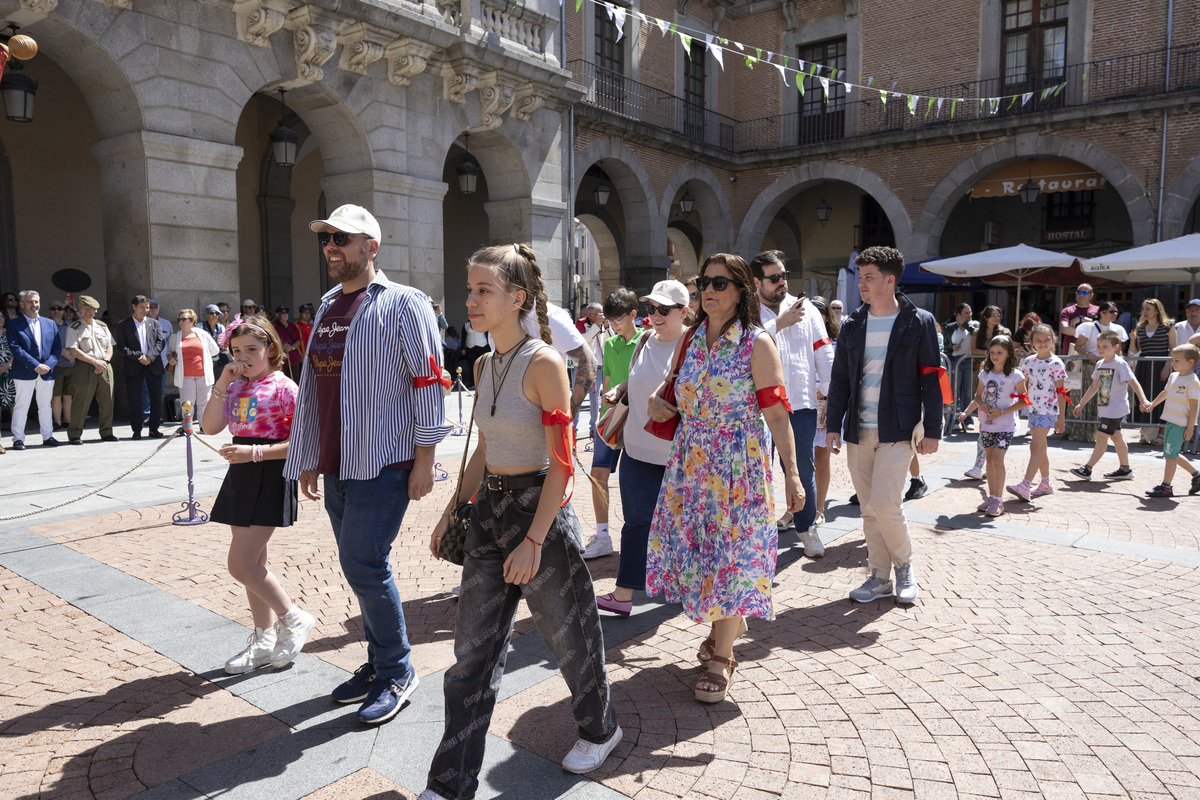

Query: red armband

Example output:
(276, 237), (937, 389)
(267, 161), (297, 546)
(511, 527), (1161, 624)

(541, 409), (574, 506)
(413, 355), (452, 390)
(1055, 386), (1074, 405)
(813, 337), (832, 351)
(756, 385), (793, 413)
(920, 366), (954, 405)
(1010, 392), (1030, 406)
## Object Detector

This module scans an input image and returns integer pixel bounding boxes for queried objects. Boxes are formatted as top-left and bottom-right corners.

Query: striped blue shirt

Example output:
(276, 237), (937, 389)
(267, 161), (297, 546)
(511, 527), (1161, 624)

(859, 310), (898, 429)
(283, 271), (451, 481)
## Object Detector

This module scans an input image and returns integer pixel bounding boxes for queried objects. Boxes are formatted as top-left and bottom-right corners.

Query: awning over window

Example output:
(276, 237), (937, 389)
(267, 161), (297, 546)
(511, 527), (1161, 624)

(970, 159), (1108, 200)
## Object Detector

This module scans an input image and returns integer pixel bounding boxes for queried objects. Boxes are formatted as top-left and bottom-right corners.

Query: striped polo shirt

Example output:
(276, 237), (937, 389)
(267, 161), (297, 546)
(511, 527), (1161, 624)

(859, 310), (898, 429)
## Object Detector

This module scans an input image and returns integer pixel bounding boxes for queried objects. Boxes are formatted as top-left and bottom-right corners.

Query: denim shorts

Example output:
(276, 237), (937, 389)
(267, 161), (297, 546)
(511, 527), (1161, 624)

(592, 434), (621, 470)
(1163, 422), (1186, 459)
(1028, 412), (1057, 430)
(981, 431), (1014, 450)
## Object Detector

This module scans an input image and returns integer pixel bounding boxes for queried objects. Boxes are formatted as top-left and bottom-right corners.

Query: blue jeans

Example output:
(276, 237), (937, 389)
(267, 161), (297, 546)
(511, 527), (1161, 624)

(428, 478), (616, 800)
(779, 408), (818, 532)
(616, 454), (666, 591)
(591, 434), (621, 470)
(951, 355), (973, 414)
(322, 469), (414, 681)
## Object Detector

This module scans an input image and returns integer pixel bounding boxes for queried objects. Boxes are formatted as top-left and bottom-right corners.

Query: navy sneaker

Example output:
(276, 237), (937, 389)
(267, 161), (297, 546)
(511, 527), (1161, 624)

(358, 672), (419, 724)
(332, 662), (375, 704)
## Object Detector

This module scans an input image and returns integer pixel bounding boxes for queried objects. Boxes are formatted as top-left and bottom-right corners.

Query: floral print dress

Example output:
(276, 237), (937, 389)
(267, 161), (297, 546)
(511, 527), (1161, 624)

(646, 320), (777, 623)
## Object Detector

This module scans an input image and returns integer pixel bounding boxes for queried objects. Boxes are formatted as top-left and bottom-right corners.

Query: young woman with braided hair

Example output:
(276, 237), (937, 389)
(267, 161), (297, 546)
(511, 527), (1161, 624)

(422, 244), (620, 800)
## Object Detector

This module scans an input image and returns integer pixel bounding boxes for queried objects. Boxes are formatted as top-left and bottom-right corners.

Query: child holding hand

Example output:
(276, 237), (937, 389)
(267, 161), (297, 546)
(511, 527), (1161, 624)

(1007, 324), (1068, 501)
(958, 335), (1027, 516)
(1070, 330), (1151, 482)
(1144, 344), (1200, 498)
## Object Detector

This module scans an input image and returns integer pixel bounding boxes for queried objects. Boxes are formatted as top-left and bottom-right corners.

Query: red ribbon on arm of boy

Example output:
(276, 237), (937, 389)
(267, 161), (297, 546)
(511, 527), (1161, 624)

(920, 365), (954, 405)
(413, 354), (452, 389)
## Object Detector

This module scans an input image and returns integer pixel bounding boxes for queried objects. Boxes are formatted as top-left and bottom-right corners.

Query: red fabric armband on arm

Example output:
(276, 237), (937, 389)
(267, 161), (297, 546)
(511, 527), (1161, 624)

(812, 338), (831, 351)
(756, 385), (793, 413)
(920, 366), (954, 405)
(1010, 392), (1031, 406)
(1055, 386), (1074, 405)
(542, 409), (574, 506)
(413, 355), (452, 389)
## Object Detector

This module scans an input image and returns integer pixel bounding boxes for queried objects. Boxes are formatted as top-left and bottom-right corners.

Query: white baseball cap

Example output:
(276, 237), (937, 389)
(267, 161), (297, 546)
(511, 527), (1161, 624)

(309, 204), (382, 242)
(640, 280), (690, 308)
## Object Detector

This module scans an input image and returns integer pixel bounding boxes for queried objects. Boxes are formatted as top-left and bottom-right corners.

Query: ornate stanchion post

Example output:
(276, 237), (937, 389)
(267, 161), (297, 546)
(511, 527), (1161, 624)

(451, 366), (468, 436)
(173, 400), (209, 526)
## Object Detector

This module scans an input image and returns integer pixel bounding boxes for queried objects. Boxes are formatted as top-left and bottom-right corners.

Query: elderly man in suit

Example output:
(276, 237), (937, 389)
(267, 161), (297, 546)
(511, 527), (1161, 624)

(7, 290), (61, 449)
(114, 294), (167, 439)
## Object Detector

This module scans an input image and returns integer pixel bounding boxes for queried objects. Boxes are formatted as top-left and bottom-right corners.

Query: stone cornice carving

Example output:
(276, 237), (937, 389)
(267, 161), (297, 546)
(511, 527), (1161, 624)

(18, 0), (57, 14)
(512, 83), (545, 122)
(233, 0), (288, 46)
(442, 61), (483, 104)
(780, 0), (796, 30)
(385, 37), (439, 87)
(286, 5), (344, 83)
(337, 21), (388, 75)
(845, 0), (859, 16)
(477, 72), (516, 130)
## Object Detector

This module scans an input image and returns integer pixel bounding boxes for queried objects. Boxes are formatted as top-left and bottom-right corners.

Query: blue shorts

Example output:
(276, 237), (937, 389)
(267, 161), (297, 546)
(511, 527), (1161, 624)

(1028, 413), (1058, 430)
(592, 435), (621, 470)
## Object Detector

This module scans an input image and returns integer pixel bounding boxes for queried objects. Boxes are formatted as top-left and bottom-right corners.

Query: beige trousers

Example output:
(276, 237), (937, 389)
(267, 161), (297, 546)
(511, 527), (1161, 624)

(846, 427), (915, 577)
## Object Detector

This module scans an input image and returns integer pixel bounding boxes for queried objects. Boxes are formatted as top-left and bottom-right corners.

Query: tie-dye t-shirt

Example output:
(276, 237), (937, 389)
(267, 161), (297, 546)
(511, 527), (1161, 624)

(223, 370), (298, 439)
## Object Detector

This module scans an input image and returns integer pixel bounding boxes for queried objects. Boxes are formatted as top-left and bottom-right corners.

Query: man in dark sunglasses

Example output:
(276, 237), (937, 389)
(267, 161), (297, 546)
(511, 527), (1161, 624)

(1059, 283), (1100, 366)
(283, 203), (448, 725)
(750, 250), (833, 558)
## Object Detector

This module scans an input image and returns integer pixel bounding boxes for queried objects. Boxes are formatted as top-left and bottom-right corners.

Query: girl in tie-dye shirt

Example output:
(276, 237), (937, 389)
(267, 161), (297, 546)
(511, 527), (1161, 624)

(201, 314), (314, 677)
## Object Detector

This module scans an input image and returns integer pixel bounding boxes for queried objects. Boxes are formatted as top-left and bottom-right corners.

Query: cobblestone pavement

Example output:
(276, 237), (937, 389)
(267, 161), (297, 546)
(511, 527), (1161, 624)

(3, 420), (1200, 800)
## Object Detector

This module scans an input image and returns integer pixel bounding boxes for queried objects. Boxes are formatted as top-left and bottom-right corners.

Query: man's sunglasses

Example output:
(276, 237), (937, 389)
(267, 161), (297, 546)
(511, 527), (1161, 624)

(696, 276), (738, 291)
(1076, 290), (1092, 295)
(317, 231), (364, 247)
(49, 306), (63, 311)
(648, 303), (681, 316)
(762, 273), (788, 284)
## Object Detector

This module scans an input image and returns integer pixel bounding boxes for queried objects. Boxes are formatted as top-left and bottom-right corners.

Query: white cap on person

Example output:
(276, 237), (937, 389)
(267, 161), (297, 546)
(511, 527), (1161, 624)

(640, 280), (690, 308)
(309, 204), (381, 242)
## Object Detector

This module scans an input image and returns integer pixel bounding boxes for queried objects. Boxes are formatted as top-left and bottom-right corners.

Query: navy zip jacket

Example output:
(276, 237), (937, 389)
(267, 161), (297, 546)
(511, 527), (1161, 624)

(825, 293), (945, 444)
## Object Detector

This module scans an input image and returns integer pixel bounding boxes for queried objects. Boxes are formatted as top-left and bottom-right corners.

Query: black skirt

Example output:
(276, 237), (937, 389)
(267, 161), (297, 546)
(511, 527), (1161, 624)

(210, 436), (298, 528)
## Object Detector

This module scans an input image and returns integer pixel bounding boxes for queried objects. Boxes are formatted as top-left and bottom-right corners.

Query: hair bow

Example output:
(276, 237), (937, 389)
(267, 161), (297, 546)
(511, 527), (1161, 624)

(217, 314), (244, 350)
(413, 355), (452, 389)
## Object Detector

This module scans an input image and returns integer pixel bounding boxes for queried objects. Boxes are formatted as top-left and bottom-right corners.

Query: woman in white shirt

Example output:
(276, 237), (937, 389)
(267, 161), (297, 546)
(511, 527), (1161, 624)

(1073, 301), (1128, 360)
(594, 280), (689, 617)
(166, 309), (221, 418)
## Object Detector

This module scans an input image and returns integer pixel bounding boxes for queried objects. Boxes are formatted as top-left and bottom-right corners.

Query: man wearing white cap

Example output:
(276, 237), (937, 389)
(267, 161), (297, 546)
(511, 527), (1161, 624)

(284, 204), (450, 725)
(1176, 299), (1200, 347)
(752, 250), (833, 558)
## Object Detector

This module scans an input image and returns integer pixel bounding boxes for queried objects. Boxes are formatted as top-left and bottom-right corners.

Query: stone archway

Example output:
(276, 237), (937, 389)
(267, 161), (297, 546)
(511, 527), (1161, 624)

(735, 162), (913, 257)
(660, 163), (733, 259)
(1162, 151), (1200, 240)
(914, 135), (1154, 258)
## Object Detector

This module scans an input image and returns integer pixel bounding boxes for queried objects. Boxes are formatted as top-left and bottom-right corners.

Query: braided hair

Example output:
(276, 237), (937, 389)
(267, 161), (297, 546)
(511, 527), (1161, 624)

(468, 243), (553, 344)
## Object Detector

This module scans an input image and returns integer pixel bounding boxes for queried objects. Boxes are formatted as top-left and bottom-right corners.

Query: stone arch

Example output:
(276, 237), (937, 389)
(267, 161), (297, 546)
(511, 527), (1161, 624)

(735, 162), (913, 258)
(914, 135), (1154, 258)
(660, 163), (734, 258)
(574, 138), (664, 291)
(575, 207), (627, 297)
(1162, 151), (1200, 240)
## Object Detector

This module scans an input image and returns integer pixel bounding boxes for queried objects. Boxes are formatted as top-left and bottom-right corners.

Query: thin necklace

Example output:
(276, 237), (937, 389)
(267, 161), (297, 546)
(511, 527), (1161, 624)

(489, 334), (530, 416)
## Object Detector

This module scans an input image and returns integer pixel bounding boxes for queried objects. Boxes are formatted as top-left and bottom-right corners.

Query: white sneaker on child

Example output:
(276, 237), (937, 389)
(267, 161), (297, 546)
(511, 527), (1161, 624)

(270, 607), (316, 668)
(225, 627), (277, 674)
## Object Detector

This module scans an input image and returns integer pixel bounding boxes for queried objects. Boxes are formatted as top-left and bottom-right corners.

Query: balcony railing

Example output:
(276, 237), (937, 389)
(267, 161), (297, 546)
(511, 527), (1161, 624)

(570, 42), (1200, 154)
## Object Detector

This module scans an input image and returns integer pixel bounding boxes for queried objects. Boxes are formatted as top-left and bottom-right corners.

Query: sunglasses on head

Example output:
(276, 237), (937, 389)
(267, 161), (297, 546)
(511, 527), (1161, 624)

(763, 273), (788, 284)
(647, 303), (681, 316)
(696, 276), (738, 292)
(317, 231), (362, 247)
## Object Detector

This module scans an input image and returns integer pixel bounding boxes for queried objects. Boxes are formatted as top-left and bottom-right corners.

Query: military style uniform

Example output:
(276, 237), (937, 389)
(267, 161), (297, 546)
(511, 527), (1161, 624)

(65, 315), (115, 440)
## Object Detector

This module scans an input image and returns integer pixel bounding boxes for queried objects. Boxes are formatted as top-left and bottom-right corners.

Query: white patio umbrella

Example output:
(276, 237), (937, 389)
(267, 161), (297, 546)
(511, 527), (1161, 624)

(920, 243), (1077, 325)
(1080, 233), (1200, 298)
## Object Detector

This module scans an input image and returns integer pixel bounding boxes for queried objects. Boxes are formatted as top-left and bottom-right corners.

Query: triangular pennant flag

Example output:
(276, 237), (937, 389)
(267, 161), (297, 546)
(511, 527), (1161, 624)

(1006, 95), (1016, 110)
(602, 1), (615, 21)
(797, 59), (805, 74)
(906, 93), (918, 114)
(734, 41), (744, 51)
(1021, 91), (1032, 107)
(768, 52), (787, 84)
(1053, 82), (1065, 95)
(936, 97), (944, 116)
(843, 82), (853, 94)
(656, 17), (670, 36)
(925, 96), (935, 117)
(879, 89), (887, 106)
(1040, 86), (1052, 100)
(867, 76), (874, 88)
(796, 72), (805, 96)
(705, 34), (724, 69)
(951, 98), (958, 117)
(612, 6), (626, 41)
(818, 76), (830, 101)
(680, 32), (693, 55)
(575, 0), (582, 11)
(991, 97), (1000, 114)
(635, 11), (650, 25)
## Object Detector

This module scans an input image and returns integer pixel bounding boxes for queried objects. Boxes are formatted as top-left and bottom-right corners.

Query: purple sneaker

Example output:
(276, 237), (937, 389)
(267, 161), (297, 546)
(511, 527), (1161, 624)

(1006, 481), (1032, 502)
(596, 592), (632, 616)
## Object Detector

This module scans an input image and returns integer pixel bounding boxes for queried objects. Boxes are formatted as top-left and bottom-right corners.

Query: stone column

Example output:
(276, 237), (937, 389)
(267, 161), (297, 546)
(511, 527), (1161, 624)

(92, 131), (244, 315)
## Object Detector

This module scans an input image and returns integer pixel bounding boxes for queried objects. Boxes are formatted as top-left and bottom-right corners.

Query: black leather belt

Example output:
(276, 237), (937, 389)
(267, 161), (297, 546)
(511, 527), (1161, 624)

(484, 470), (548, 493)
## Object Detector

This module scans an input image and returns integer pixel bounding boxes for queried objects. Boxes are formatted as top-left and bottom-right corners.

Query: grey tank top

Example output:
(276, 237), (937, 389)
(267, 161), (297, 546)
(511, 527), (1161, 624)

(475, 337), (550, 467)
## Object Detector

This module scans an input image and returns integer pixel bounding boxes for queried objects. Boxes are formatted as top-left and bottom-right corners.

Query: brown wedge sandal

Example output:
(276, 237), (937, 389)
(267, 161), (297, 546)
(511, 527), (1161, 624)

(696, 617), (749, 665)
(695, 655), (737, 703)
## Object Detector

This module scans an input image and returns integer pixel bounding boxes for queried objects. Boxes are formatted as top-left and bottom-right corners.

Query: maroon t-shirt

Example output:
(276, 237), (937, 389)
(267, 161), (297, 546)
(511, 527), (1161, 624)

(311, 288), (368, 475)
(1059, 302), (1099, 354)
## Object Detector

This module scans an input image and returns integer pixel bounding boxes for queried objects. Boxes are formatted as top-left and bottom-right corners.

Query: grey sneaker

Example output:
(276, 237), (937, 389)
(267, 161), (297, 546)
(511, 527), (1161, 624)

(894, 564), (919, 604)
(1103, 465), (1134, 481)
(797, 526), (824, 558)
(849, 571), (894, 603)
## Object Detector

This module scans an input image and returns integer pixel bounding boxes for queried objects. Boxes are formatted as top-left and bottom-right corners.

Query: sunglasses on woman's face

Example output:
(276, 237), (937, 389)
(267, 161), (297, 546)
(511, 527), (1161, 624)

(689, 292), (699, 301)
(648, 303), (681, 316)
(696, 276), (737, 292)
(317, 231), (362, 247)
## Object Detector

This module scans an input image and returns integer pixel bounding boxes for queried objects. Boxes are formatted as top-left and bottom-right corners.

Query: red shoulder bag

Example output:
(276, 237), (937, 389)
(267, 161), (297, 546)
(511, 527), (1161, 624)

(645, 327), (697, 441)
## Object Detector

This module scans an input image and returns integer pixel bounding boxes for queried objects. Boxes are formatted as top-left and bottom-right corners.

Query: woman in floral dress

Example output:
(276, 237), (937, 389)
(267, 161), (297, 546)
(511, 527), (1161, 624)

(646, 253), (804, 704)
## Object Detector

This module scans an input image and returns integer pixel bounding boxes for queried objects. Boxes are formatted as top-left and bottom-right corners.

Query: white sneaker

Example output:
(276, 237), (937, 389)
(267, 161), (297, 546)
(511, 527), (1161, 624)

(270, 607), (316, 668)
(225, 627), (277, 674)
(582, 536), (614, 559)
(562, 726), (623, 774)
(964, 466), (985, 481)
(417, 791), (450, 800)
(797, 527), (824, 558)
